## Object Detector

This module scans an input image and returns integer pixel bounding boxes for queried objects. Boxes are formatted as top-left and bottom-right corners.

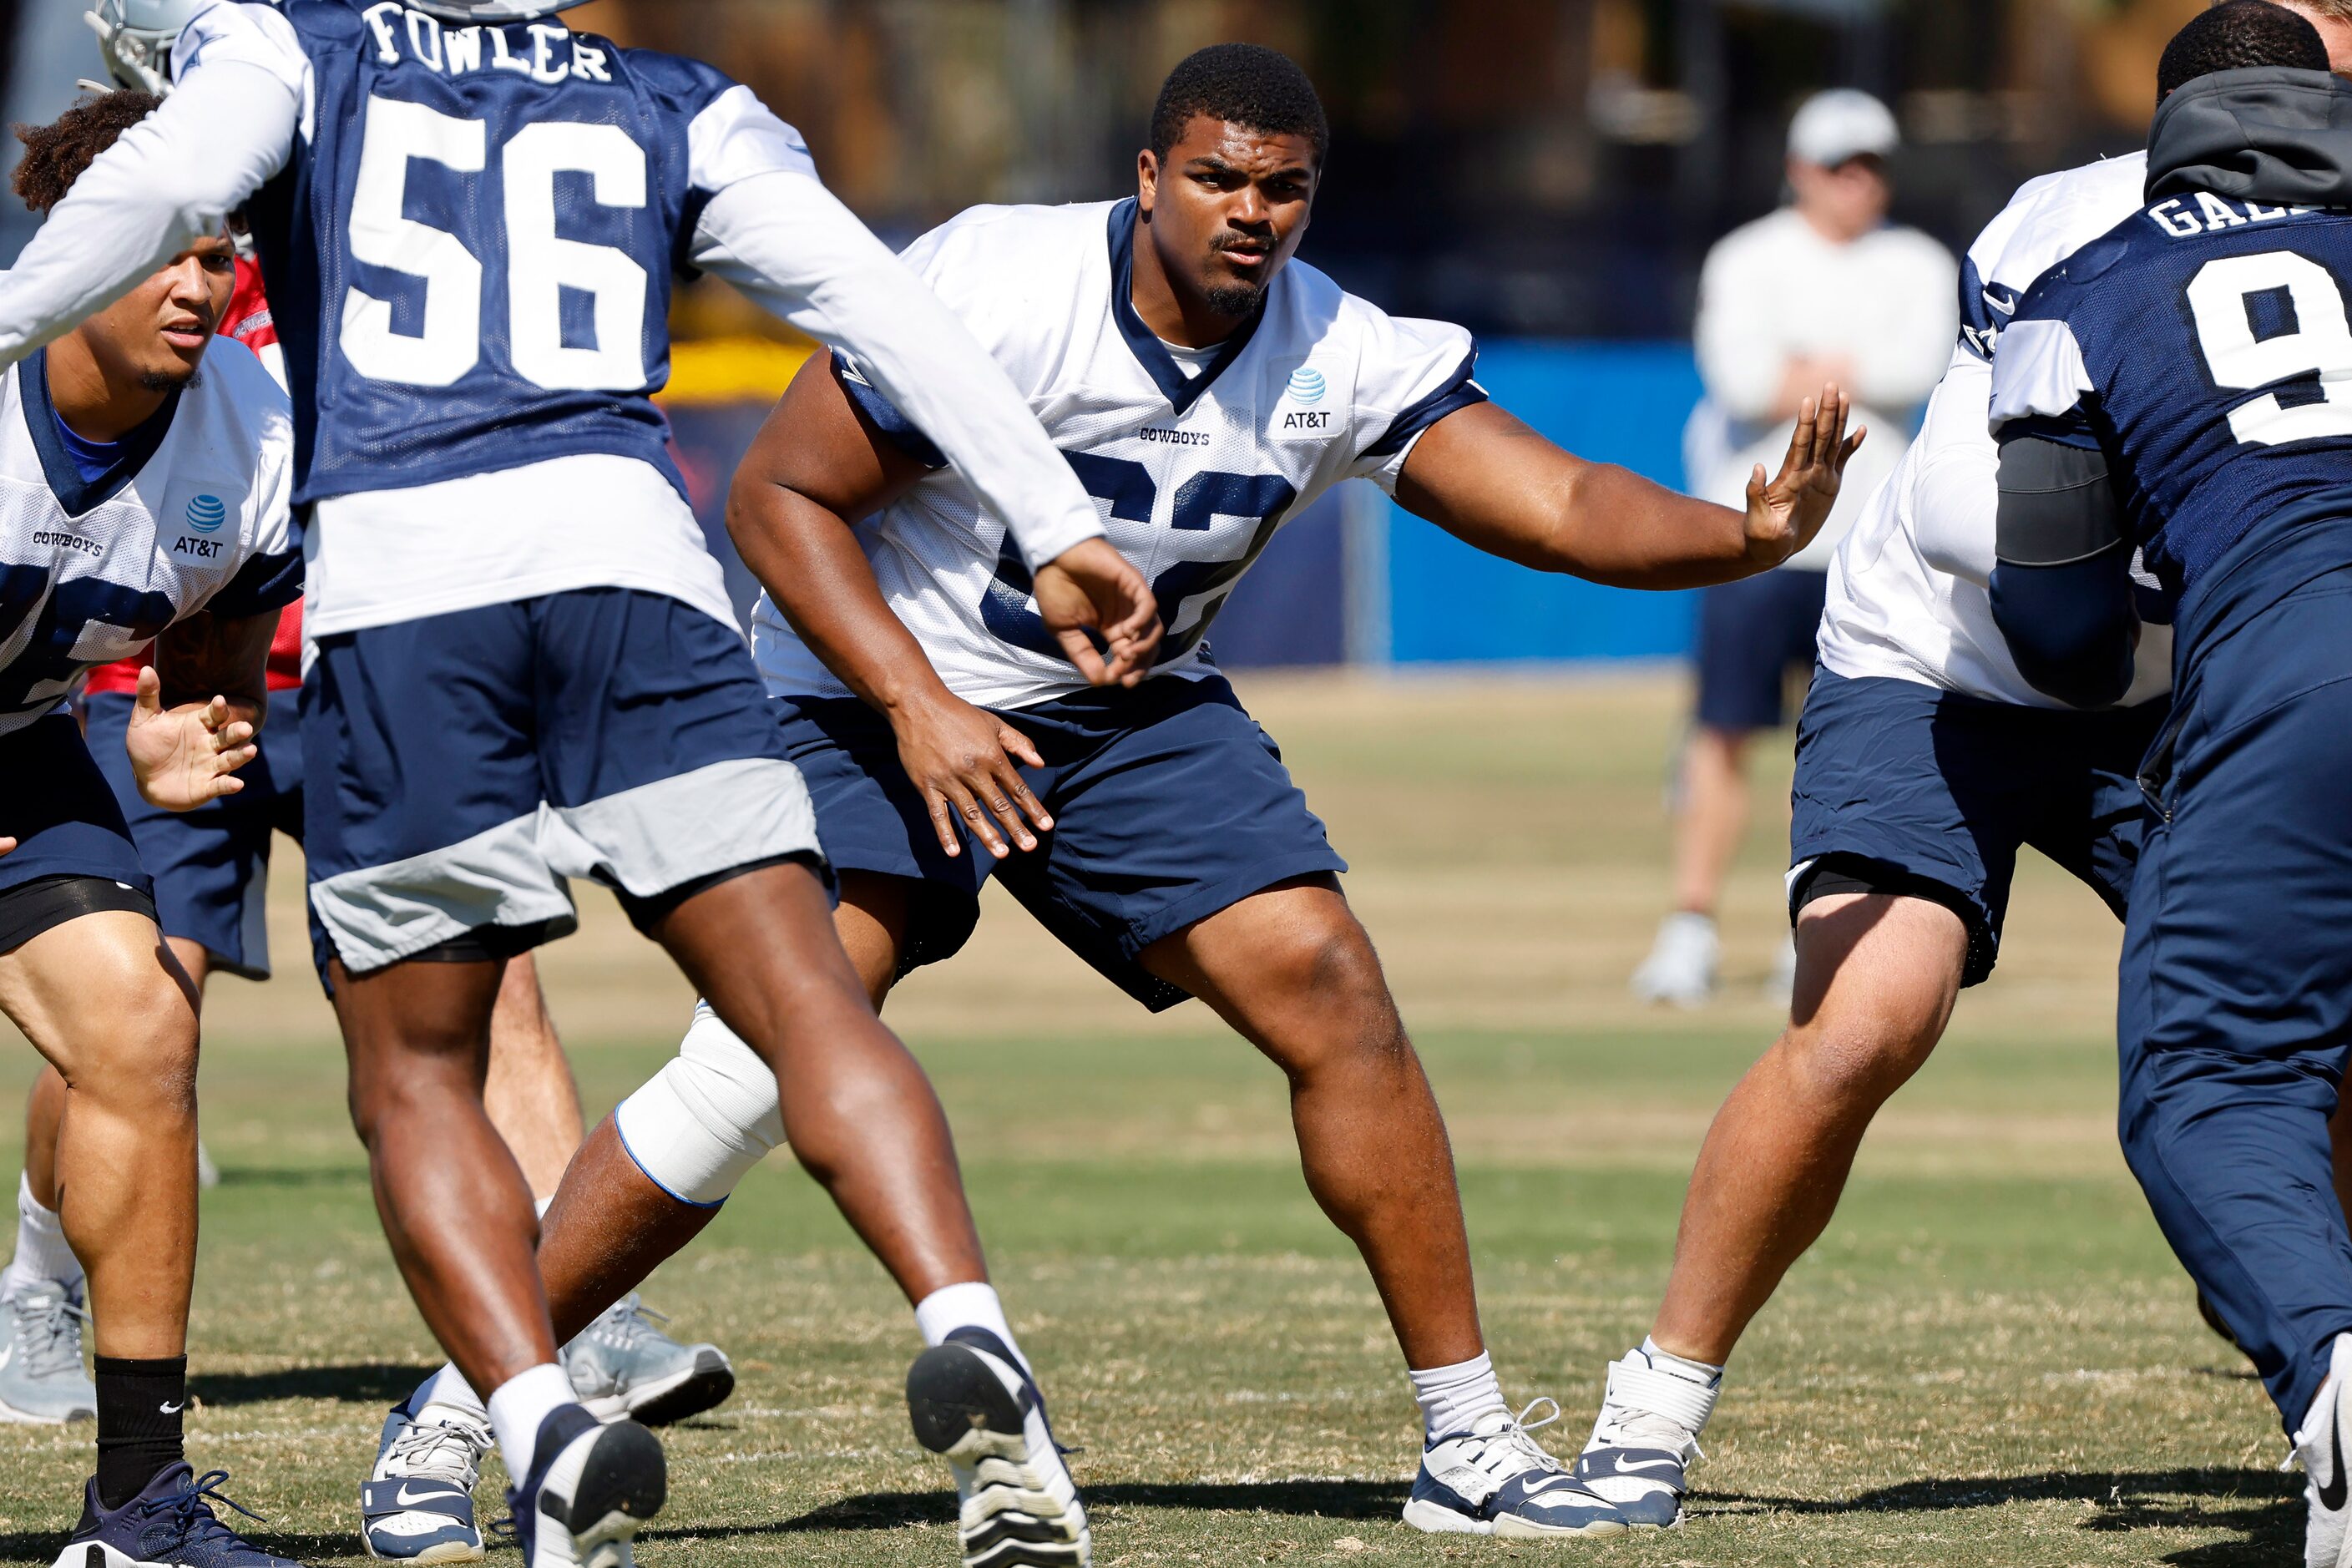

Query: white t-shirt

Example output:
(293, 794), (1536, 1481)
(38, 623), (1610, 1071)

(753, 200), (1485, 710)
(0, 339), (299, 735)
(1692, 207), (1958, 570)
(1818, 153), (2172, 708)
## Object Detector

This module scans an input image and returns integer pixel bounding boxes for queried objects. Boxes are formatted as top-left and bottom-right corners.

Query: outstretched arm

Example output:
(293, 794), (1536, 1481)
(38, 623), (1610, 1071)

(0, 38), (297, 363)
(1392, 390), (1860, 590)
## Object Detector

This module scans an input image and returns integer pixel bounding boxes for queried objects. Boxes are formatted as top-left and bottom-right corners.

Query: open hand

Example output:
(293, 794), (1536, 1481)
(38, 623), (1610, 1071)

(1031, 537), (1164, 686)
(892, 689), (1054, 859)
(126, 666), (259, 812)
(1746, 386), (1864, 568)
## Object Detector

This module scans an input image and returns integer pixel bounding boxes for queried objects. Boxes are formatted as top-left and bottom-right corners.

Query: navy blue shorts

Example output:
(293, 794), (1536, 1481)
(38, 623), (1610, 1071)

(1788, 670), (2167, 986)
(303, 589), (820, 981)
(778, 674), (1347, 1012)
(1696, 568), (1829, 731)
(86, 689), (302, 979)
(0, 711), (153, 911)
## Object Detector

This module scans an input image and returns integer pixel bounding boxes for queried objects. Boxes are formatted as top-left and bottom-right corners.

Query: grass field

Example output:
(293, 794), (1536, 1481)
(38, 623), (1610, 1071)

(0, 671), (2298, 1567)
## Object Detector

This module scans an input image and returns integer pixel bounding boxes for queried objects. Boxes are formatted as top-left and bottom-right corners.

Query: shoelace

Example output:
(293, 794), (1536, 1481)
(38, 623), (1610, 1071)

(387, 1414), (488, 1485)
(9, 1290), (88, 1380)
(1465, 1399), (1574, 1484)
(584, 1294), (670, 1353)
(144, 1469), (268, 1555)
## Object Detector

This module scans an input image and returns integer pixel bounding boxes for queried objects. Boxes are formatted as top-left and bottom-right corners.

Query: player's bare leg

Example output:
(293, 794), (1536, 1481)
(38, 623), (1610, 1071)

(1577, 892), (1965, 1526)
(3, 914), (199, 1358)
(650, 862), (984, 1299)
(335, 957), (557, 1393)
(483, 954), (584, 1203)
(1141, 873), (1623, 1537)
(1141, 875), (1481, 1368)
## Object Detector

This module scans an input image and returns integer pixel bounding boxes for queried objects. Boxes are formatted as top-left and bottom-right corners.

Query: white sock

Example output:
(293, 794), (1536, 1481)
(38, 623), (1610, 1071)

(486, 1363), (574, 1481)
(0, 1171), (81, 1301)
(914, 1282), (1032, 1379)
(1409, 1350), (1509, 1440)
(406, 1363), (487, 1423)
(1600, 1338), (1724, 1439)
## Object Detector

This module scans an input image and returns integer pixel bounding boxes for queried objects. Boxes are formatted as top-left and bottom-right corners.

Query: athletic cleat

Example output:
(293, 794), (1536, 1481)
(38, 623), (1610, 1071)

(563, 1295), (735, 1427)
(1403, 1400), (1627, 1539)
(1574, 1412), (1700, 1528)
(0, 1281), (96, 1424)
(360, 1401), (491, 1563)
(906, 1328), (1090, 1568)
(507, 1405), (665, 1568)
(2296, 1333), (2352, 1568)
(1631, 913), (1718, 1009)
(49, 1463), (304, 1567)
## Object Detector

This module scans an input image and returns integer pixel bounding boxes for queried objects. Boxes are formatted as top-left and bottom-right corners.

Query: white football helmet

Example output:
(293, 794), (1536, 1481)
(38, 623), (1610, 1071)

(406, 1), (596, 20)
(84, 0), (206, 95)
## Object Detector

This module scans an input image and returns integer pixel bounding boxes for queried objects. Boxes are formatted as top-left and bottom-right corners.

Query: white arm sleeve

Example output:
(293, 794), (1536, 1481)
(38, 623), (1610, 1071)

(0, 61), (297, 366)
(689, 173), (1105, 570)
(1987, 317), (2096, 431)
(1908, 353), (2000, 584)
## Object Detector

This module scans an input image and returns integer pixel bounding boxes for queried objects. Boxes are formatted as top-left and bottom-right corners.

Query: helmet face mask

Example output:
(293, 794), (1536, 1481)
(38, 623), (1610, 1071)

(404, 1), (598, 20)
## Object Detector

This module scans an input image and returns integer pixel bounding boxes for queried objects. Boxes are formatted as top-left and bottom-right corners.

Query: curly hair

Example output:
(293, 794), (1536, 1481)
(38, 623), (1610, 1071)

(1149, 43), (1328, 166)
(2163, 1), (2329, 98)
(12, 89), (160, 215)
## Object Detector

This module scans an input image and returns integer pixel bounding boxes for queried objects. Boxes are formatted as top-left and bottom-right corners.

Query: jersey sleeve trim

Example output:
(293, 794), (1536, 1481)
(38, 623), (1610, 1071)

(1360, 349), (1488, 460)
(1988, 316), (2094, 430)
(833, 352), (948, 470)
(205, 547), (304, 621)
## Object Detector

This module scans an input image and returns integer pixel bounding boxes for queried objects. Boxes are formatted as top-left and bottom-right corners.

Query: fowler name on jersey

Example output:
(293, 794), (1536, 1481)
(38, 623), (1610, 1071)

(754, 198), (1485, 710)
(0, 338), (300, 734)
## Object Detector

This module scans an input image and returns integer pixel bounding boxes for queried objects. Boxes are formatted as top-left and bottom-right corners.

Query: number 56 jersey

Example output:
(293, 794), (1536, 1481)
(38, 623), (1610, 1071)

(1990, 191), (2352, 604)
(752, 199), (1485, 710)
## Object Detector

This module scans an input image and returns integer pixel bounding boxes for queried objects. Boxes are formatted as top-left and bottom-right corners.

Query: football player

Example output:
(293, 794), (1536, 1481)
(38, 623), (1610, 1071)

(1569, 0), (2352, 1532)
(0, 89), (306, 1568)
(1985, 6), (2352, 1561)
(489, 43), (1857, 1552)
(0, 3), (1166, 1565)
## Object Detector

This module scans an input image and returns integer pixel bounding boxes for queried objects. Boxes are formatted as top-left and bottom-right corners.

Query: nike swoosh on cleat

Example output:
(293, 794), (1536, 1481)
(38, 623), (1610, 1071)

(394, 1483), (458, 1507)
(2323, 1401), (2349, 1515)
(1607, 1455), (1682, 1476)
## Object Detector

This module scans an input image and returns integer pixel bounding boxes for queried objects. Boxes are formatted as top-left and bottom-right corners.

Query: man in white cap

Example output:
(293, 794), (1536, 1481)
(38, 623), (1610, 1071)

(1633, 89), (1957, 1006)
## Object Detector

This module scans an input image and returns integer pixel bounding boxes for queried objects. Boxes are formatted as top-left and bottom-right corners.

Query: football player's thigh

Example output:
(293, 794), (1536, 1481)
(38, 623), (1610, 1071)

(0, 905), (192, 1085)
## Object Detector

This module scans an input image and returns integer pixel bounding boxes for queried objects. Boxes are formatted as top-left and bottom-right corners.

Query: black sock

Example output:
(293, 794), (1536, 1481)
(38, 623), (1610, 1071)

(94, 1355), (186, 1510)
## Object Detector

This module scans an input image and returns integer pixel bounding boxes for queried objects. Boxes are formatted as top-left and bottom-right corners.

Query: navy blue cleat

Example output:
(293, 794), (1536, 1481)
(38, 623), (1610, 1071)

(1402, 1402), (1629, 1540)
(504, 1404), (665, 1568)
(906, 1328), (1090, 1567)
(48, 1464), (305, 1567)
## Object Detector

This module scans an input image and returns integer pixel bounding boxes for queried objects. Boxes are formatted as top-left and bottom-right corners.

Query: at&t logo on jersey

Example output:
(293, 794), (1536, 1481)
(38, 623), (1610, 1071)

(1279, 365), (1336, 434)
(185, 494), (227, 535)
(171, 493), (230, 560)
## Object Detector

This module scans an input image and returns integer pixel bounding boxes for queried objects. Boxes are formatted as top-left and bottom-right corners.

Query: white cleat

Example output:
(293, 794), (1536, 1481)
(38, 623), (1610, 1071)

(1573, 1344), (1720, 1529)
(2297, 1333), (2352, 1568)
(1631, 913), (1718, 1008)
(360, 1400), (491, 1563)
(906, 1329), (1089, 1568)
(1404, 1399), (1628, 1538)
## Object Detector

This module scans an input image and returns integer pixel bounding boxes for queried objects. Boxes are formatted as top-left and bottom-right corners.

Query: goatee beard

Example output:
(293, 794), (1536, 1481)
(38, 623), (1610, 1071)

(140, 367), (200, 395)
(1203, 282), (1265, 318)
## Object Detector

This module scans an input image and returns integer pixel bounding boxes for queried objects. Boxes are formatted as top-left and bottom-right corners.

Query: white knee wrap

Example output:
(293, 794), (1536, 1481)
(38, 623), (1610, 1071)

(612, 1003), (785, 1207)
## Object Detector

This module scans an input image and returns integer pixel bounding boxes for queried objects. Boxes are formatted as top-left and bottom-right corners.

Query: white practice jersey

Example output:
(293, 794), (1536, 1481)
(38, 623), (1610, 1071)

(1817, 153), (2172, 708)
(0, 339), (300, 735)
(754, 200), (1485, 709)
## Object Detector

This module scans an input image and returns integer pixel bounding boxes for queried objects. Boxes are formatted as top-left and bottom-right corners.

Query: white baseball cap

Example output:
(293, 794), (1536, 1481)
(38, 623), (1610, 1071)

(1787, 89), (1900, 167)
